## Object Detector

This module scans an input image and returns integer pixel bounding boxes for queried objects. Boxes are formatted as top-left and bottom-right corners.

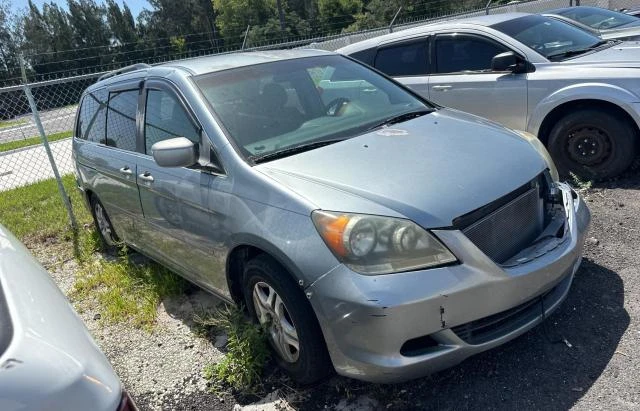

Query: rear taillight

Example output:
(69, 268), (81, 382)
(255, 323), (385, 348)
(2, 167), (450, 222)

(117, 391), (137, 411)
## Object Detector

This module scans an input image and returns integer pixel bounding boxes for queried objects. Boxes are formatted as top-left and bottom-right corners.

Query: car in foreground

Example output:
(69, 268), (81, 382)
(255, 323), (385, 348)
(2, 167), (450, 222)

(0, 224), (135, 410)
(543, 6), (640, 41)
(73, 50), (590, 383)
(339, 12), (640, 180)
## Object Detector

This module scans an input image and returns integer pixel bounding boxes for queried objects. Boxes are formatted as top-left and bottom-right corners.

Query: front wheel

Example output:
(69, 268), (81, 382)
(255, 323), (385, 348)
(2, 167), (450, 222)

(243, 255), (333, 385)
(547, 109), (637, 180)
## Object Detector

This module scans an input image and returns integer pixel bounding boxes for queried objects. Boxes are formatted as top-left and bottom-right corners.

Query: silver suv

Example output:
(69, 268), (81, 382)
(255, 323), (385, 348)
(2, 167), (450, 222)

(73, 50), (590, 384)
(339, 12), (640, 180)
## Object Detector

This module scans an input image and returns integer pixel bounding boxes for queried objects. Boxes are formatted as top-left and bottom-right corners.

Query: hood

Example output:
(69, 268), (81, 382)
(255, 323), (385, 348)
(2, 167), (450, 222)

(601, 26), (640, 42)
(257, 109), (547, 228)
(567, 41), (640, 66)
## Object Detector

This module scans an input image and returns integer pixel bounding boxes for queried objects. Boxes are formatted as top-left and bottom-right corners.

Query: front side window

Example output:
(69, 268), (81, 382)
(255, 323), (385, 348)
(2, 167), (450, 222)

(106, 90), (138, 151)
(77, 89), (107, 143)
(374, 41), (428, 76)
(144, 89), (199, 154)
(435, 34), (508, 74)
(194, 55), (434, 162)
(492, 15), (606, 61)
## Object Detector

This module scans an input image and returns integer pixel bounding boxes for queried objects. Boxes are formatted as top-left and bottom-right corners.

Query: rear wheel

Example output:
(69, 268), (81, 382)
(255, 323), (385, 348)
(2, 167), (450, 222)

(90, 195), (119, 250)
(243, 255), (333, 385)
(547, 109), (637, 180)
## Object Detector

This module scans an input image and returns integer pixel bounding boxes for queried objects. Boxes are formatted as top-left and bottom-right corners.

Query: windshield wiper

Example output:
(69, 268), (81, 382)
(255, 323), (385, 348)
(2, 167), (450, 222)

(547, 40), (613, 61)
(366, 108), (434, 131)
(250, 139), (344, 164)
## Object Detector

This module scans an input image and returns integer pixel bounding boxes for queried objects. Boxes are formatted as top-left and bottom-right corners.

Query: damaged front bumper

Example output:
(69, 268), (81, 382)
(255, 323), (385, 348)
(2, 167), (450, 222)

(307, 183), (590, 383)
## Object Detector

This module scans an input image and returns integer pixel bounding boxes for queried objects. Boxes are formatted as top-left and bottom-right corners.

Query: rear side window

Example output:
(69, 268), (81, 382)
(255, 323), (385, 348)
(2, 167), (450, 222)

(144, 89), (199, 154)
(106, 90), (138, 151)
(434, 34), (508, 73)
(374, 41), (428, 76)
(77, 89), (107, 143)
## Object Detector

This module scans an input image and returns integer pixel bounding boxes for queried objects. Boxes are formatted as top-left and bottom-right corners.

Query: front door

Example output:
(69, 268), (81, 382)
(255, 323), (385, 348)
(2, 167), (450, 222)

(135, 82), (226, 292)
(428, 33), (528, 130)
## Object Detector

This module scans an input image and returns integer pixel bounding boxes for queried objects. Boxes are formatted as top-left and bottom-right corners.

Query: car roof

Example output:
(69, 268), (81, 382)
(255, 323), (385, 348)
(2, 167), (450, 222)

(88, 49), (334, 90)
(338, 12), (532, 54)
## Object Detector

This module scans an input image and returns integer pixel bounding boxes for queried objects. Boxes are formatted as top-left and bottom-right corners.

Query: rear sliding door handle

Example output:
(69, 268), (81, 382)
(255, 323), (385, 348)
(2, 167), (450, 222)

(432, 85), (452, 91)
(119, 166), (133, 175)
(138, 172), (154, 182)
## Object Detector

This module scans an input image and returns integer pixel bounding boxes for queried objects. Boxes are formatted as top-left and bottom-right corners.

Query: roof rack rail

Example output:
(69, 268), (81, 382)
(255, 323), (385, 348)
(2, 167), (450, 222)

(98, 63), (151, 82)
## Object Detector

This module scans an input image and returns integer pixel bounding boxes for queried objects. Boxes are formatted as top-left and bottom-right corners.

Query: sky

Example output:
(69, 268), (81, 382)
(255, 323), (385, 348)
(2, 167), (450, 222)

(10, 0), (151, 18)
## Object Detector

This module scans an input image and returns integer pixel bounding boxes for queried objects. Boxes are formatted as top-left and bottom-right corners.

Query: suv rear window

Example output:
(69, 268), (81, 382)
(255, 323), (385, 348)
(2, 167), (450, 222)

(106, 90), (138, 151)
(77, 89), (107, 144)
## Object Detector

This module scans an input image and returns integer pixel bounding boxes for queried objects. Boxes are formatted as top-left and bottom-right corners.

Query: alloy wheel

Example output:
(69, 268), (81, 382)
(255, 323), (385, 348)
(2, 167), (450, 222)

(252, 281), (300, 363)
(94, 202), (115, 246)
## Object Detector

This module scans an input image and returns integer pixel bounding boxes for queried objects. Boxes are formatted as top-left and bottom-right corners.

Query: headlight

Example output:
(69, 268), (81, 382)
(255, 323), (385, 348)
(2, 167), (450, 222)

(515, 130), (559, 181)
(312, 211), (457, 275)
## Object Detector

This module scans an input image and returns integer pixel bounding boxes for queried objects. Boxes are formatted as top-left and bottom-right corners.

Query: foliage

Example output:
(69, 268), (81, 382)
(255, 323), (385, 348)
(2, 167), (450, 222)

(0, 0), (487, 84)
(198, 305), (271, 392)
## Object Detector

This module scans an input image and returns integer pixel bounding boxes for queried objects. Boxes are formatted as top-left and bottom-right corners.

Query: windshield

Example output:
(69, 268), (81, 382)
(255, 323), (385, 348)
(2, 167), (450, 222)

(492, 15), (605, 61)
(554, 7), (639, 30)
(194, 55), (432, 162)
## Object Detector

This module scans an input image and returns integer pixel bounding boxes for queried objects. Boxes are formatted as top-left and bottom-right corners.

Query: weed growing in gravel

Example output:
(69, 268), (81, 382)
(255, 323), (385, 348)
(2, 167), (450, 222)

(73, 250), (186, 330)
(570, 172), (593, 191)
(198, 306), (271, 393)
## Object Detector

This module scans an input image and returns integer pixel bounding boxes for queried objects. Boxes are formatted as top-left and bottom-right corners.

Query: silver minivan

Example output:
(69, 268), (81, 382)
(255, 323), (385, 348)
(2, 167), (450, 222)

(73, 50), (590, 384)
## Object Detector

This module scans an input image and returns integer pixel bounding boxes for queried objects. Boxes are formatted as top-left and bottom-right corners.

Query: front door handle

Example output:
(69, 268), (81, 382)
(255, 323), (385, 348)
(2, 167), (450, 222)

(119, 166), (133, 175)
(138, 172), (154, 183)
(432, 85), (452, 91)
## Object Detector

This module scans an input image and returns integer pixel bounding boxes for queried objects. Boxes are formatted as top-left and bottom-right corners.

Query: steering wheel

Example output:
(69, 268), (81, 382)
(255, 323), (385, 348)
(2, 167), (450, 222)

(325, 97), (350, 116)
(594, 17), (616, 29)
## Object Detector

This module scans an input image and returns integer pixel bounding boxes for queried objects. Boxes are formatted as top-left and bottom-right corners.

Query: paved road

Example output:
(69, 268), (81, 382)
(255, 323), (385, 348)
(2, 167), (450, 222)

(0, 138), (73, 191)
(0, 106), (77, 143)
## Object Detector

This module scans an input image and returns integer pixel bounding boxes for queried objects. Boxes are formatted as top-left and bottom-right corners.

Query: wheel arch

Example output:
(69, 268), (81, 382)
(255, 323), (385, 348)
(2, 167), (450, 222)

(527, 84), (640, 144)
(535, 99), (640, 146)
(225, 236), (306, 306)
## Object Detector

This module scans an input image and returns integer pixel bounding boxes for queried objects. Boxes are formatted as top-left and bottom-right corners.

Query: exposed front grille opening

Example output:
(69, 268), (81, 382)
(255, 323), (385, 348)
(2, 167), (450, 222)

(400, 335), (440, 357)
(463, 185), (543, 263)
(451, 281), (563, 345)
(457, 172), (565, 264)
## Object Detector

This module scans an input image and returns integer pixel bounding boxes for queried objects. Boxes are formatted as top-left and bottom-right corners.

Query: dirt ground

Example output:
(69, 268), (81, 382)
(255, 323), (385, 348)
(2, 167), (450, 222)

(39, 169), (640, 410)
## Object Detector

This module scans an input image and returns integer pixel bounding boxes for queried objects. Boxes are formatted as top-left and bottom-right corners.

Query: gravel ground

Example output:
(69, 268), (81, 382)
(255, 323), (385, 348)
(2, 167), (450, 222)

(33, 170), (640, 411)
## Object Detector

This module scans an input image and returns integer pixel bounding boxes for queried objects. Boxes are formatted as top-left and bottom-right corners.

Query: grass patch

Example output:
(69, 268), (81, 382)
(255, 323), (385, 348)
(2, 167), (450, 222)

(198, 306), (271, 393)
(0, 175), (185, 329)
(0, 118), (27, 129)
(73, 250), (185, 330)
(0, 174), (90, 241)
(0, 130), (73, 153)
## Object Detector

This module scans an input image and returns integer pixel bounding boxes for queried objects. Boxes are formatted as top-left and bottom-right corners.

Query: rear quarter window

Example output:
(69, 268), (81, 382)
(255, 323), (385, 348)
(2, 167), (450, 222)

(77, 89), (107, 144)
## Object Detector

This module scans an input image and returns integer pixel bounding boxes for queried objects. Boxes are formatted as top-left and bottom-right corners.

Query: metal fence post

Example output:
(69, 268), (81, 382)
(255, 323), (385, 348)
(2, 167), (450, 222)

(19, 56), (77, 229)
(389, 7), (402, 33)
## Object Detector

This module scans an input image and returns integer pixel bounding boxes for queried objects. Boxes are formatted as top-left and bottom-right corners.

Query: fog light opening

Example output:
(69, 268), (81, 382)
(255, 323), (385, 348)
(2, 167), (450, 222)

(400, 335), (440, 357)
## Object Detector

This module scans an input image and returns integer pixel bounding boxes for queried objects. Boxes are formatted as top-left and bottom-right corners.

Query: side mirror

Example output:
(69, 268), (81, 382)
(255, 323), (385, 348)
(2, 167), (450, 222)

(151, 137), (198, 168)
(491, 51), (526, 73)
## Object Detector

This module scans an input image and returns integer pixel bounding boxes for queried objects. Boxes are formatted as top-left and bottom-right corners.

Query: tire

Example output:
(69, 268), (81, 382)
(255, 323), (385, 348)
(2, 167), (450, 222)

(547, 108), (637, 180)
(90, 195), (119, 251)
(243, 255), (333, 385)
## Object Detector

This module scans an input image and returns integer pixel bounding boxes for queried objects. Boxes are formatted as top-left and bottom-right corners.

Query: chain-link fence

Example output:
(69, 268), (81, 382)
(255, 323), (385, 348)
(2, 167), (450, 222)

(0, 0), (636, 226)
